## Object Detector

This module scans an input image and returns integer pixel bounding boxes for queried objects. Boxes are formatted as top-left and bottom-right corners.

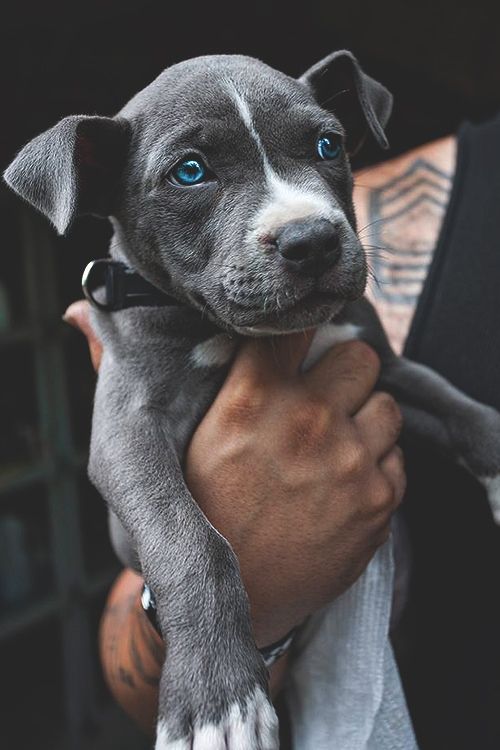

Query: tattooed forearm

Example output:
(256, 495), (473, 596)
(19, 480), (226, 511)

(128, 605), (163, 687)
(99, 572), (163, 734)
(365, 159), (452, 305)
(353, 136), (457, 352)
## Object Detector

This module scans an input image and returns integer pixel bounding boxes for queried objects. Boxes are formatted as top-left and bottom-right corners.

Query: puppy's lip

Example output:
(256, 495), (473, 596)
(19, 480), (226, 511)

(189, 286), (342, 329)
(229, 288), (337, 314)
(238, 299), (345, 335)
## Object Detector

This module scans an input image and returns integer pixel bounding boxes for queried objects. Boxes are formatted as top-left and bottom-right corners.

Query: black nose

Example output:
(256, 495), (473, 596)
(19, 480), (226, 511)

(276, 219), (341, 276)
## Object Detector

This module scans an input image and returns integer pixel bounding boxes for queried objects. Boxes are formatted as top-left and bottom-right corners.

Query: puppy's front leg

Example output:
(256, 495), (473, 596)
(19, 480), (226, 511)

(380, 357), (500, 523)
(89, 383), (278, 749)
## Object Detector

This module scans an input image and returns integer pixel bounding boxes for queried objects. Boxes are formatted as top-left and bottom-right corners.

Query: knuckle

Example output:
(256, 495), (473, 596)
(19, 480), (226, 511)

(223, 382), (266, 424)
(290, 399), (332, 449)
(392, 443), (405, 466)
(328, 341), (381, 391)
(341, 438), (370, 477)
(369, 476), (395, 515)
(384, 448), (407, 501)
(374, 391), (403, 435)
(339, 340), (381, 375)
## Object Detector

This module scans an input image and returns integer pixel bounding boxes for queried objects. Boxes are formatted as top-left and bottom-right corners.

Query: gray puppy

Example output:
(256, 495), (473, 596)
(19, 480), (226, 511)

(5, 51), (500, 750)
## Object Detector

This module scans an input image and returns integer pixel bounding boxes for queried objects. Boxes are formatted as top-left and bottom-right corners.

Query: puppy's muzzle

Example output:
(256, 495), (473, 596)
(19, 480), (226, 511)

(275, 218), (341, 277)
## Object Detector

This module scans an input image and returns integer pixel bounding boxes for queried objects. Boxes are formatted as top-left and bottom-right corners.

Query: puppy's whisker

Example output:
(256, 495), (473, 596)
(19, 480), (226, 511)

(364, 252), (391, 265)
(357, 218), (387, 236)
(365, 265), (383, 293)
(362, 244), (395, 257)
(198, 300), (209, 321)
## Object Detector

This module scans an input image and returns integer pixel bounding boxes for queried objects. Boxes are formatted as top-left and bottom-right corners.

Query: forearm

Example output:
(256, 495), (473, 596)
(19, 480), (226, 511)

(353, 135), (456, 354)
(99, 570), (160, 735)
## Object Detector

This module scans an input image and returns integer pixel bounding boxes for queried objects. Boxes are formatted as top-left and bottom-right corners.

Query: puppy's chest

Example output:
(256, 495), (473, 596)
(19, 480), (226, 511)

(184, 319), (362, 380)
(116, 312), (365, 456)
(167, 334), (237, 452)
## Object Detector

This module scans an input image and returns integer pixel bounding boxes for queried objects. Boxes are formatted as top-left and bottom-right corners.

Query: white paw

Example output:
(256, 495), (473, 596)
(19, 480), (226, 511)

(155, 688), (279, 750)
(155, 726), (191, 750)
(479, 475), (500, 524)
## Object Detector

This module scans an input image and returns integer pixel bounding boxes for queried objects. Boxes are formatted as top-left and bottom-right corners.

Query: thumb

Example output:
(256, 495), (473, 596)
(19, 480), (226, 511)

(63, 300), (103, 371)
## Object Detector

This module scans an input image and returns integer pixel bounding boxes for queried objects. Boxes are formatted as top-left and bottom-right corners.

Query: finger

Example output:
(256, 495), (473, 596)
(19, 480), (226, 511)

(379, 446), (406, 507)
(354, 391), (403, 460)
(305, 340), (381, 415)
(63, 299), (92, 333)
(63, 299), (103, 371)
(224, 329), (316, 391)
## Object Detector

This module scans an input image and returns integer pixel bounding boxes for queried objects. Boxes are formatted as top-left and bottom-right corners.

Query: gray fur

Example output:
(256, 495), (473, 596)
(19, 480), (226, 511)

(4, 51), (500, 749)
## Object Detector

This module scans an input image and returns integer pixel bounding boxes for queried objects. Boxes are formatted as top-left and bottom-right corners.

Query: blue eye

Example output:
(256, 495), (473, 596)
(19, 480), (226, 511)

(317, 134), (342, 161)
(170, 156), (208, 186)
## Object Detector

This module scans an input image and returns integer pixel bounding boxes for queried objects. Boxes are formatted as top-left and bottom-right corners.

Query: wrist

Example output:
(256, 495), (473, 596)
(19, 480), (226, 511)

(141, 583), (300, 666)
(258, 627), (298, 669)
(251, 604), (305, 651)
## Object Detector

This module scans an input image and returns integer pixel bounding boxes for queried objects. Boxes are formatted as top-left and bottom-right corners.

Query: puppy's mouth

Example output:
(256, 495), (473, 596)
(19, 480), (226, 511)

(190, 285), (346, 334)
(236, 295), (346, 335)
(232, 287), (338, 314)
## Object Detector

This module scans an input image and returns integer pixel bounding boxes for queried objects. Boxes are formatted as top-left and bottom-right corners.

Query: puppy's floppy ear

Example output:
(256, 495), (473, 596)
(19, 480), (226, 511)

(299, 49), (393, 155)
(3, 115), (130, 234)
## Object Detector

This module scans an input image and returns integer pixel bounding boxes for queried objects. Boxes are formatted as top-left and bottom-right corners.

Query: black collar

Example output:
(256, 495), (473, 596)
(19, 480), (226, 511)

(82, 259), (178, 312)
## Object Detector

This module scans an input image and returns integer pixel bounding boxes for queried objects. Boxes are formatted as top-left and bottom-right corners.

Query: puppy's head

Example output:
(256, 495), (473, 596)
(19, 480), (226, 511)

(4, 51), (392, 333)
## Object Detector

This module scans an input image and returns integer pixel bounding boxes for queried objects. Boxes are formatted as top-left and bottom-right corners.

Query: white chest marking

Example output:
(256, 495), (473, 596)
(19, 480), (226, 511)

(190, 334), (236, 368)
(191, 324), (361, 371)
(225, 83), (336, 244)
(301, 323), (362, 372)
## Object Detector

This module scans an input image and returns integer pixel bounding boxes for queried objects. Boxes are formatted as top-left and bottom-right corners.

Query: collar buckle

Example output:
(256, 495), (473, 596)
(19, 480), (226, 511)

(82, 259), (176, 312)
(82, 259), (126, 311)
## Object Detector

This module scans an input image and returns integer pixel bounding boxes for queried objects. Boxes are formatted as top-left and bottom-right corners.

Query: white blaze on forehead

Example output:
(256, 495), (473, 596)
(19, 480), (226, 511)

(253, 172), (335, 239)
(226, 83), (265, 156)
(225, 82), (336, 245)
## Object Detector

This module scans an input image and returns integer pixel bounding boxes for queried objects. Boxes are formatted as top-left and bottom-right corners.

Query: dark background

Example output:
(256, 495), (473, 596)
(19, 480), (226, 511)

(1, 1), (499, 748)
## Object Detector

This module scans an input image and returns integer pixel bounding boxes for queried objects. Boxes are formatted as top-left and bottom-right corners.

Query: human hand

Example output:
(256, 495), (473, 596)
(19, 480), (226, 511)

(185, 333), (405, 647)
(65, 301), (405, 650)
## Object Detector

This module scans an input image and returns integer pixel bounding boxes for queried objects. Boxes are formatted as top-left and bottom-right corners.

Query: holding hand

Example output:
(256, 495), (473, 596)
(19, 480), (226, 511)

(186, 331), (405, 647)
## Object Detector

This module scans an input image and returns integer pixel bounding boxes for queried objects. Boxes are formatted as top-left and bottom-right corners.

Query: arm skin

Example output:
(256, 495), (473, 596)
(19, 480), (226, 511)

(67, 136), (456, 735)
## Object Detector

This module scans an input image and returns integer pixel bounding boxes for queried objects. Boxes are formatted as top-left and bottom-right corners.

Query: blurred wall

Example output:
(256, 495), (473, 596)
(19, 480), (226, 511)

(1, 0), (499, 169)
